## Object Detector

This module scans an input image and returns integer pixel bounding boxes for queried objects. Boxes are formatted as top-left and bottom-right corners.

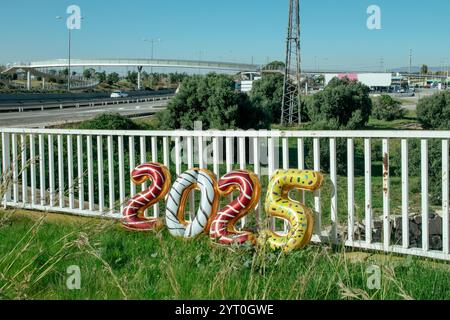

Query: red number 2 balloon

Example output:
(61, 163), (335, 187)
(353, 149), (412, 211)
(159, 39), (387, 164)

(209, 170), (261, 245)
(122, 163), (171, 231)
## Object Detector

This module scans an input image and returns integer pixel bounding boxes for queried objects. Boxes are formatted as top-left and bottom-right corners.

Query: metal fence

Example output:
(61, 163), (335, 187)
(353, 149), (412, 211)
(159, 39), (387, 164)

(0, 128), (449, 261)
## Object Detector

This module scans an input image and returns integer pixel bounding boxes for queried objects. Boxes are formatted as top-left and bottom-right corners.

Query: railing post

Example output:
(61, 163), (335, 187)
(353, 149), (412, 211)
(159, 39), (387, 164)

(118, 136), (125, 213)
(11, 133), (18, 204)
(239, 137), (247, 229)
(67, 135), (74, 209)
(443, 139), (449, 255)
(347, 138), (355, 243)
(382, 139), (390, 251)
(213, 137), (220, 178)
(297, 138), (305, 202)
(282, 138), (289, 170)
(330, 138), (338, 241)
(421, 139), (429, 251)
(268, 136), (276, 231)
(401, 139), (409, 248)
(21, 134), (28, 204)
(38, 134), (45, 206)
(151, 136), (159, 217)
(198, 136), (205, 169)
(140, 137), (147, 192)
(187, 136), (194, 220)
(364, 138), (372, 244)
(57, 134), (64, 208)
(48, 134), (55, 207)
(29, 133), (36, 206)
(87, 135), (94, 211)
(77, 135), (84, 210)
(175, 136), (181, 176)
(1, 132), (11, 206)
(313, 138), (321, 237)
(163, 137), (170, 169)
(129, 137), (136, 198)
(107, 135), (115, 214)
(98, 136), (104, 213)
(253, 136), (261, 225)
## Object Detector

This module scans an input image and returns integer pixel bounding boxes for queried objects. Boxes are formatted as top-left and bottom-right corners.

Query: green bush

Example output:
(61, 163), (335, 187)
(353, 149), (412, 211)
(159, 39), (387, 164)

(301, 78), (372, 174)
(306, 77), (372, 130)
(414, 91), (450, 204)
(417, 91), (450, 129)
(78, 113), (143, 131)
(390, 139), (444, 205)
(372, 94), (405, 121)
(157, 74), (270, 130)
(249, 74), (284, 124)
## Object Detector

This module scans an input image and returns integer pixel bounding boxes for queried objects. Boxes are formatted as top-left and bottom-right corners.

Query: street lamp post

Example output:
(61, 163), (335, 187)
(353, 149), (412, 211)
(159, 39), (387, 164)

(68, 27), (72, 91)
(56, 16), (74, 91)
(143, 38), (161, 74)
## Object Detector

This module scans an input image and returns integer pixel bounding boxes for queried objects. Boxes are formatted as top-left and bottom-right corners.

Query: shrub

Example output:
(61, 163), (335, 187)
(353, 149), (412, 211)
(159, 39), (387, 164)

(249, 74), (284, 124)
(158, 74), (270, 130)
(417, 91), (450, 130)
(414, 91), (450, 204)
(306, 77), (372, 130)
(301, 78), (372, 174)
(390, 139), (444, 205)
(78, 113), (143, 131)
(372, 94), (405, 121)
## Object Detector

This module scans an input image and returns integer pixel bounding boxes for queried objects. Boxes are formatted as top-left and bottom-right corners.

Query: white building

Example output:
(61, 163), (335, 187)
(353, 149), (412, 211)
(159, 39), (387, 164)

(237, 72), (262, 93)
(324, 73), (392, 88)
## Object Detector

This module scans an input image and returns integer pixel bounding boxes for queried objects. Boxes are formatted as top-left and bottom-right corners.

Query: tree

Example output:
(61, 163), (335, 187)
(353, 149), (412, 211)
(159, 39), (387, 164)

(306, 77), (372, 130)
(126, 71), (138, 85)
(249, 74), (283, 124)
(157, 74), (270, 130)
(83, 68), (96, 79)
(263, 61), (285, 71)
(106, 72), (120, 85)
(417, 91), (450, 129)
(60, 68), (69, 77)
(79, 113), (142, 130)
(372, 94), (405, 121)
(421, 64), (428, 75)
(96, 71), (107, 83)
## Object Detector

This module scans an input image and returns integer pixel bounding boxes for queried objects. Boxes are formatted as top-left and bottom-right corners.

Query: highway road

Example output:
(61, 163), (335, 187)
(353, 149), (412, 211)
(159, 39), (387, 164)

(0, 100), (169, 128)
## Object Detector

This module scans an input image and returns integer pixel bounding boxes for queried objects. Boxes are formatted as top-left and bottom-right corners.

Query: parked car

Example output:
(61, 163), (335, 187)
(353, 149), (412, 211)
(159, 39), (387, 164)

(110, 90), (129, 98)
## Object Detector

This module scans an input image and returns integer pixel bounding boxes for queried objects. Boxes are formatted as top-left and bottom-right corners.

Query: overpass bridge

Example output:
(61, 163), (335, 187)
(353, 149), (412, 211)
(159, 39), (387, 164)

(5, 58), (260, 72)
(2, 58), (260, 91)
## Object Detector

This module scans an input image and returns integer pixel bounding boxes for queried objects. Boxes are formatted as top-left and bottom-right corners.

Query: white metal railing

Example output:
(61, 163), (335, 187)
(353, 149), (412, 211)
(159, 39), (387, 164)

(0, 128), (449, 261)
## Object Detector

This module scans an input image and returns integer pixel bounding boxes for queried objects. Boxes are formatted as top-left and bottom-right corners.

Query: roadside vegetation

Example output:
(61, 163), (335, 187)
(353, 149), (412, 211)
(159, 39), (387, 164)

(0, 210), (448, 300)
(0, 65), (189, 93)
(1, 72), (449, 300)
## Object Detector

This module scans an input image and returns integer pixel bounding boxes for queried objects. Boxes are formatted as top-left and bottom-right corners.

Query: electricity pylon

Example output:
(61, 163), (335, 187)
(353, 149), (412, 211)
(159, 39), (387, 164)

(280, 0), (302, 126)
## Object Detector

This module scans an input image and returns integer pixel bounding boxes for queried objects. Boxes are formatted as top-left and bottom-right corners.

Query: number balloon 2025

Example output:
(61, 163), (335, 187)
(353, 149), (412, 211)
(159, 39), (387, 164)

(123, 163), (323, 252)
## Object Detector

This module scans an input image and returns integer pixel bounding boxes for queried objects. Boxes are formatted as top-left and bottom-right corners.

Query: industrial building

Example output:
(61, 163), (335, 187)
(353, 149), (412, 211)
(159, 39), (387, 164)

(324, 73), (392, 90)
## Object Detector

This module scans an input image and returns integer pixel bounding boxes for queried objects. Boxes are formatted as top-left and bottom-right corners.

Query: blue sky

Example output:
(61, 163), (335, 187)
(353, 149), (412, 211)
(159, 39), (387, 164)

(0, 0), (449, 70)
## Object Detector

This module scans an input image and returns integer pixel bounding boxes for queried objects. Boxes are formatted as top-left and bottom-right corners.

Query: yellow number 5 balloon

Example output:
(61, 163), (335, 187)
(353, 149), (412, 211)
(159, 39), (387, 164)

(260, 169), (324, 252)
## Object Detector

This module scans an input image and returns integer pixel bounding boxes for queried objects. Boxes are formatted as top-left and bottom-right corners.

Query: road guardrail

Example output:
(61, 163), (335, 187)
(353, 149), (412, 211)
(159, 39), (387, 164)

(0, 94), (174, 113)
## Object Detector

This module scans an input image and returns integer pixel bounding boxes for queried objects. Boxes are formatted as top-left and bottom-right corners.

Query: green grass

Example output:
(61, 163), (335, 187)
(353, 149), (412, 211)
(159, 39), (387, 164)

(367, 110), (420, 130)
(0, 210), (448, 300)
(3, 112), (447, 300)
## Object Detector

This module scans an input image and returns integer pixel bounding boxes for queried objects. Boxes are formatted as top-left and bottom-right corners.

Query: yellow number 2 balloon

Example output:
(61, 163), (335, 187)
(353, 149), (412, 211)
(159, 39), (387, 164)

(260, 169), (324, 252)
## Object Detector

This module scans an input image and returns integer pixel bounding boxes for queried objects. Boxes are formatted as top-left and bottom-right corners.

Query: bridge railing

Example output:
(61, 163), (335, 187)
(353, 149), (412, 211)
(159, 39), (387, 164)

(0, 128), (449, 261)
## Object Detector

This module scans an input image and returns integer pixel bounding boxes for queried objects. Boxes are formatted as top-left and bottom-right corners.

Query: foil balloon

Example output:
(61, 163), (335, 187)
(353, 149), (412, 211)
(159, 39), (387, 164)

(209, 170), (261, 246)
(122, 163), (171, 231)
(260, 169), (324, 252)
(165, 169), (219, 238)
